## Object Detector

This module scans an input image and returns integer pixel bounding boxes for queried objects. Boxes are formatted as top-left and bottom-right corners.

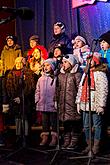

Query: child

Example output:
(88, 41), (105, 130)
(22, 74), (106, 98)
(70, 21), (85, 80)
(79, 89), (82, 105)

(35, 58), (57, 146)
(99, 31), (110, 127)
(99, 31), (110, 71)
(72, 35), (90, 70)
(1, 35), (22, 74)
(5, 57), (35, 146)
(53, 44), (67, 75)
(0, 60), (9, 146)
(57, 54), (82, 149)
(48, 21), (72, 56)
(76, 53), (108, 155)
(27, 39), (48, 126)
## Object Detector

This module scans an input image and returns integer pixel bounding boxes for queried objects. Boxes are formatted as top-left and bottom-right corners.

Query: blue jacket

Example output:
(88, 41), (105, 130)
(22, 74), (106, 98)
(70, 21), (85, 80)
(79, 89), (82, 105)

(99, 48), (110, 71)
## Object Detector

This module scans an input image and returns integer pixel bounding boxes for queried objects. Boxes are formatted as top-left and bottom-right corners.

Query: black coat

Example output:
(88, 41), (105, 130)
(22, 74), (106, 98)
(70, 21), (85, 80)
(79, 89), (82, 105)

(48, 33), (72, 57)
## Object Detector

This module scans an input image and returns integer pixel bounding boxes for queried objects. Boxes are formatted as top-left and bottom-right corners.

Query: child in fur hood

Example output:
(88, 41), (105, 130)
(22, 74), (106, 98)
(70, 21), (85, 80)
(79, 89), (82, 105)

(57, 54), (82, 149)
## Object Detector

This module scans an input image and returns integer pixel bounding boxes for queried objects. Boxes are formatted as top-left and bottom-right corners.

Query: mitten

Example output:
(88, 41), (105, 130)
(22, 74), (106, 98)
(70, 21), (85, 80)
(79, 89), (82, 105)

(2, 104), (9, 113)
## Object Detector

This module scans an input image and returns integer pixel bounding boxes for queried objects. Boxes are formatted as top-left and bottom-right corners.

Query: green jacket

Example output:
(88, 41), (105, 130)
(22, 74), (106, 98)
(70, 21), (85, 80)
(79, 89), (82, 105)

(1, 44), (22, 73)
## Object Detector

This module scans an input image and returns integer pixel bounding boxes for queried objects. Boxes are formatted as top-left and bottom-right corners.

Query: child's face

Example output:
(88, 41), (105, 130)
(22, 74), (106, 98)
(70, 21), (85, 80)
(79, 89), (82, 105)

(30, 40), (37, 48)
(74, 39), (85, 49)
(32, 48), (41, 60)
(54, 25), (62, 35)
(7, 39), (14, 47)
(44, 62), (52, 73)
(54, 48), (62, 58)
(62, 60), (71, 71)
(100, 40), (110, 51)
(15, 59), (23, 70)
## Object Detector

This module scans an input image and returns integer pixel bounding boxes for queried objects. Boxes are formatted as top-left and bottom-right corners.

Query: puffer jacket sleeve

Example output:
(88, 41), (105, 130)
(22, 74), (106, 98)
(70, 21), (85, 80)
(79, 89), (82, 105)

(95, 71), (108, 110)
(75, 72), (82, 89)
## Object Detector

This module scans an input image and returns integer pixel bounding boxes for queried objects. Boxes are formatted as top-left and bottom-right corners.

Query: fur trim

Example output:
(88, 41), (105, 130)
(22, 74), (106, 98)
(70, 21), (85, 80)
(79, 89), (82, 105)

(51, 132), (58, 137)
(40, 132), (49, 138)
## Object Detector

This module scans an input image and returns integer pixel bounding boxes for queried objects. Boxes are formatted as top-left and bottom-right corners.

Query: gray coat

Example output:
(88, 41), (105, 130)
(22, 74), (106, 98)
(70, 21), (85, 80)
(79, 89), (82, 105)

(57, 65), (82, 121)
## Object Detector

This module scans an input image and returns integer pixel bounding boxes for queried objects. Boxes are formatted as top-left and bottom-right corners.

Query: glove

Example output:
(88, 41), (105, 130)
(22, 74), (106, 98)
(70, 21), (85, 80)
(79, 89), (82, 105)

(13, 97), (20, 104)
(96, 107), (104, 115)
(77, 104), (81, 114)
(2, 104), (9, 113)
(54, 101), (57, 110)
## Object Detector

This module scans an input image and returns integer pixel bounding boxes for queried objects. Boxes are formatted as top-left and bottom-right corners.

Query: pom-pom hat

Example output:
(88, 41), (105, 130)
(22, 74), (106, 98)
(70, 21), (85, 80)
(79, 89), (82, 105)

(74, 35), (87, 45)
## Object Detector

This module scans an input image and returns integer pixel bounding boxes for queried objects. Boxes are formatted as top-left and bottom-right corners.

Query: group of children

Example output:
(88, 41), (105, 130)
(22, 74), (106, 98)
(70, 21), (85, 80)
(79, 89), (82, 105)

(0, 21), (110, 156)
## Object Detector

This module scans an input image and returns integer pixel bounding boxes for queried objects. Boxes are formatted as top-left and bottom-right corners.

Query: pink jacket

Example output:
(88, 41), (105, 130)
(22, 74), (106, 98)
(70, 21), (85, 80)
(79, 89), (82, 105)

(35, 73), (56, 112)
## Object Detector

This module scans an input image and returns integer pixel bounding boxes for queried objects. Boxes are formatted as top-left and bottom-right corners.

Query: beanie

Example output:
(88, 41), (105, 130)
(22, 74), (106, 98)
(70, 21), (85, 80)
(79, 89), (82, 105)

(63, 54), (77, 66)
(74, 35), (87, 45)
(99, 31), (110, 45)
(54, 22), (65, 33)
(44, 58), (56, 71)
(6, 35), (17, 43)
(29, 35), (39, 43)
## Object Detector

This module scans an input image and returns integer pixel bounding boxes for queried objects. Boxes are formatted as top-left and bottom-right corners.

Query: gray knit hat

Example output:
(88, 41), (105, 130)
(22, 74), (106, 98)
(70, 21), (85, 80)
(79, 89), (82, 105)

(29, 35), (39, 43)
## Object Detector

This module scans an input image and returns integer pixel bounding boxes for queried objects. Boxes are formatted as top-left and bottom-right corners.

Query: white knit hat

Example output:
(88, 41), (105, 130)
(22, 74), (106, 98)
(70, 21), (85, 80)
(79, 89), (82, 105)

(63, 54), (77, 66)
(74, 35), (86, 44)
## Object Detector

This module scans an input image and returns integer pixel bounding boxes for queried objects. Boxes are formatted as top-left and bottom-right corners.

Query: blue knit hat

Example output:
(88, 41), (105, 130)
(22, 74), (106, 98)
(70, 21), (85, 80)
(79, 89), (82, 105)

(44, 58), (56, 71)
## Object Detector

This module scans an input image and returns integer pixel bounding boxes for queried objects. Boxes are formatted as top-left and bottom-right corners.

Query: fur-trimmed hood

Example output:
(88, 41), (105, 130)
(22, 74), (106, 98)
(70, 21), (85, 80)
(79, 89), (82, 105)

(3, 44), (21, 51)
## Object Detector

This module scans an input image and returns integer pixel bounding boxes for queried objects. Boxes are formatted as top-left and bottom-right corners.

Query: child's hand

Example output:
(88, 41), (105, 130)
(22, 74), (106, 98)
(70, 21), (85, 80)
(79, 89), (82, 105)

(2, 104), (9, 113)
(96, 107), (104, 115)
(13, 97), (20, 104)
(77, 104), (81, 114)
(54, 101), (57, 109)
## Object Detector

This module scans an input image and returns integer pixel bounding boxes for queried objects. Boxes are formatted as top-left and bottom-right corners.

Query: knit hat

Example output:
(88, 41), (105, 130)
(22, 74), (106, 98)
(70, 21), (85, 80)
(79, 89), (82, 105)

(63, 54), (77, 66)
(6, 35), (17, 43)
(29, 35), (39, 43)
(99, 31), (110, 45)
(87, 52), (101, 65)
(54, 22), (65, 33)
(43, 58), (56, 71)
(74, 35), (87, 45)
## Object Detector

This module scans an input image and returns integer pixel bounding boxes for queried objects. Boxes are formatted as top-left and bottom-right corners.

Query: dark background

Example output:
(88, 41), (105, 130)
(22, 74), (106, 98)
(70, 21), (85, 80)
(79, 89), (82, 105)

(0, 0), (110, 53)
